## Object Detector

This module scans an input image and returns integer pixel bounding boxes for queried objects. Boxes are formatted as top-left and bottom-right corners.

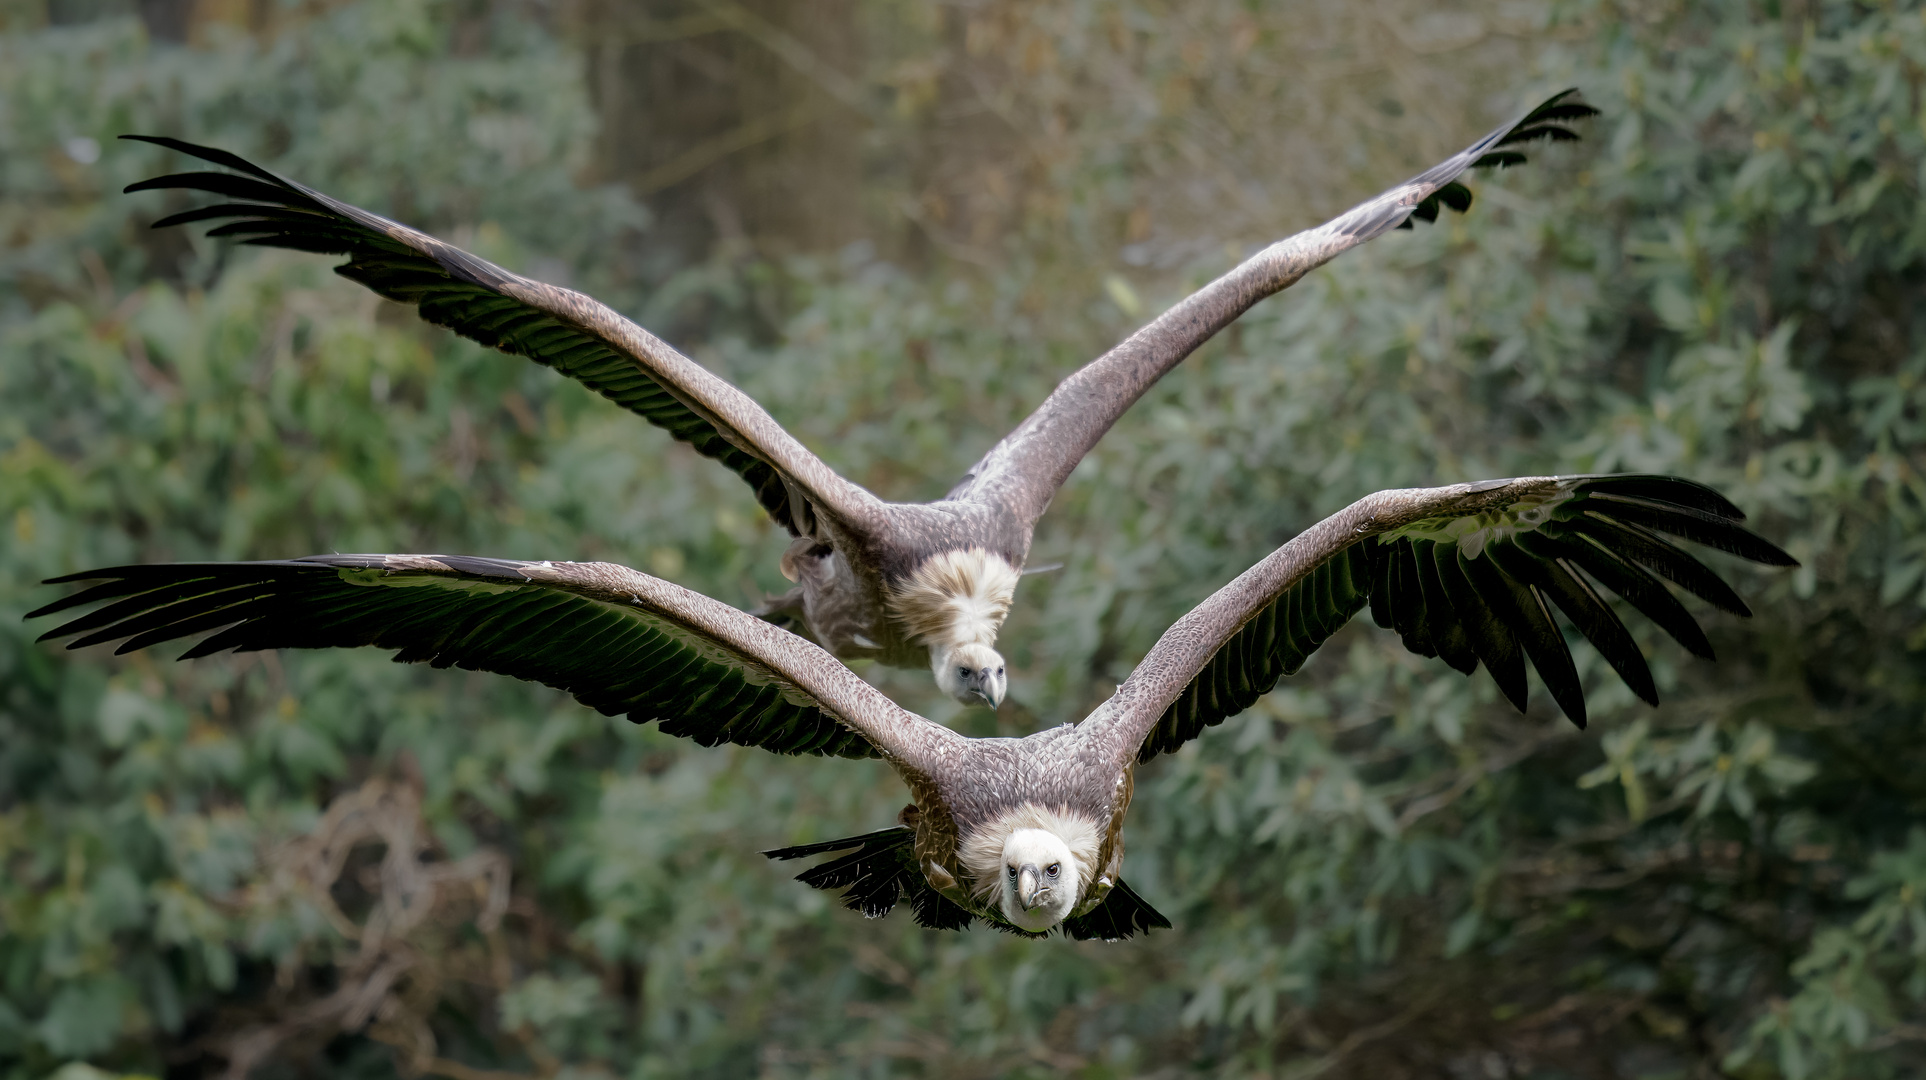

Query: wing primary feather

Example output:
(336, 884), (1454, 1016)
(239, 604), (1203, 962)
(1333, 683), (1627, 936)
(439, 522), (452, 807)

(1462, 551), (1585, 728)
(30, 572), (217, 624)
(1578, 475), (1746, 519)
(1582, 494), (1797, 567)
(1436, 545), (1527, 711)
(65, 582), (284, 650)
(118, 134), (290, 183)
(123, 171), (314, 207)
(1526, 582), (1585, 728)
(1518, 91), (1601, 123)
(43, 577), (264, 642)
(1471, 150), (1528, 169)
(1488, 542), (1658, 707)
(1435, 181), (1473, 214)
(1368, 540), (1395, 629)
(1414, 541), (1478, 674)
(1519, 532), (1716, 660)
(1565, 513), (1753, 614)
(1493, 125), (1583, 147)
(149, 204), (326, 229)
(113, 599), (286, 655)
(1393, 539), (1439, 659)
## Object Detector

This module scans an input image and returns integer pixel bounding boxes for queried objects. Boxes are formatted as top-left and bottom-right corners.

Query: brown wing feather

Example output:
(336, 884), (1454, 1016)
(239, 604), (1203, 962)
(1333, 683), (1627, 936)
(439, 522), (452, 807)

(1079, 481), (1533, 767)
(121, 136), (886, 546)
(949, 91), (1596, 530)
(1084, 474), (1794, 766)
(32, 554), (963, 773)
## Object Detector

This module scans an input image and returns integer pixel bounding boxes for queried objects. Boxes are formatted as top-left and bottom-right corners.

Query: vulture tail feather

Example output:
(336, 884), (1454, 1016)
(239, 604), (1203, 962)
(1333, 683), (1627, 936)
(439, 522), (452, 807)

(1061, 879), (1173, 941)
(763, 828), (977, 931)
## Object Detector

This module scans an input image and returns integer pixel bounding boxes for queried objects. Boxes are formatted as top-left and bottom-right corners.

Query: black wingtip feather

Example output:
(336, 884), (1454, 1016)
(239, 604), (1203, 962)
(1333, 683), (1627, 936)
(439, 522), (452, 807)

(1464, 552), (1586, 728)
(1536, 532), (1719, 661)
(1494, 125), (1583, 148)
(1580, 490), (1796, 566)
(1491, 543), (1660, 710)
(1532, 103), (1603, 122)
(124, 171), (310, 209)
(1578, 475), (1748, 520)
(32, 556), (865, 759)
(119, 134), (287, 185)
(1518, 89), (1593, 122)
(1471, 150), (1528, 170)
(1570, 513), (1755, 615)
(1438, 549), (1528, 712)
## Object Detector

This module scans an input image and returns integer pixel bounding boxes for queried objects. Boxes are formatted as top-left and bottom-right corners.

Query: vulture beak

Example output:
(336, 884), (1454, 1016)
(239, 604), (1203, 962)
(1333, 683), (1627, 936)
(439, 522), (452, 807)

(1016, 863), (1044, 909)
(970, 683), (1003, 710)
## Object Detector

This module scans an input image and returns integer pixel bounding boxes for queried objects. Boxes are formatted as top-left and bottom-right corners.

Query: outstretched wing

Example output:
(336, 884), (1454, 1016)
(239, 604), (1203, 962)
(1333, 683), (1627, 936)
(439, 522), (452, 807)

(1088, 475), (1796, 765)
(951, 91), (1598, 529)
(29, 554), (961, 768)
(119, 136), (882, 544)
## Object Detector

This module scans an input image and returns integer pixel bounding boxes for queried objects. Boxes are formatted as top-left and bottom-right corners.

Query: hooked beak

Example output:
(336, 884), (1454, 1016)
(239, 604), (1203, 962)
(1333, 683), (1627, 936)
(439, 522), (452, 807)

(967, 672), (1005, 710)
(1016, 862), (1045, 909)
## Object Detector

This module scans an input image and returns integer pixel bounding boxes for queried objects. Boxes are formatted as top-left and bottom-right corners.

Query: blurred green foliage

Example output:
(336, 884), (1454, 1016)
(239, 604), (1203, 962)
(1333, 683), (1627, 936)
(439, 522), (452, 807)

(2, 0), (1925, 1077)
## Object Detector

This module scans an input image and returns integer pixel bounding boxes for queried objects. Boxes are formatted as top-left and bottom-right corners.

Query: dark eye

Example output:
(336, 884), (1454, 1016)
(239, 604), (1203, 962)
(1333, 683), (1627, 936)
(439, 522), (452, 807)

(1046, 863), (1060, 877)
(997, 667), (1005, 676)
(1008, 866), (1017, 877)
(958, 667), (971, 678)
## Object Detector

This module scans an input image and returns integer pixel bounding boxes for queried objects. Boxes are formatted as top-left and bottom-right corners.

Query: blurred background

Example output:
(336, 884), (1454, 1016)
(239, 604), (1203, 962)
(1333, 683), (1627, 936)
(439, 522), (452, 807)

(2, 0), (1923, 1077)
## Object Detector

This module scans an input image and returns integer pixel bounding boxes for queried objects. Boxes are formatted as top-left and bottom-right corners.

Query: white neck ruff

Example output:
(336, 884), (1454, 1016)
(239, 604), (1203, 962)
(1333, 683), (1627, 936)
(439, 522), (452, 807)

(957, 802), (1103, 905)
(888, 548), (1020, 649)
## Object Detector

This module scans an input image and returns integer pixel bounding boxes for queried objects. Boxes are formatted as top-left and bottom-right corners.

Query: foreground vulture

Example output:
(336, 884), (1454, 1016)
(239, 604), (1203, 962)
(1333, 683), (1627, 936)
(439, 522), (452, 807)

(34, 475), (1795, 937)
(109, 92), (1596, 708)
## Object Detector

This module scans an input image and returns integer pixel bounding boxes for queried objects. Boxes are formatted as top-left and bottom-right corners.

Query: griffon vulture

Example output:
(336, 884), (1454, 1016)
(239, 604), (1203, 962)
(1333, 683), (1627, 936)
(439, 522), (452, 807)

(33, 474), (1795, 938)
(112, 91), (1596, 710)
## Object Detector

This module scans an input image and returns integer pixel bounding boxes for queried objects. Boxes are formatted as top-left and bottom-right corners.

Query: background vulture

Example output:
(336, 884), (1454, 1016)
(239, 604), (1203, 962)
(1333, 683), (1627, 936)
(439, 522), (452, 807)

(110, 91), (1596, 710)
(34, 474), (1795, 938)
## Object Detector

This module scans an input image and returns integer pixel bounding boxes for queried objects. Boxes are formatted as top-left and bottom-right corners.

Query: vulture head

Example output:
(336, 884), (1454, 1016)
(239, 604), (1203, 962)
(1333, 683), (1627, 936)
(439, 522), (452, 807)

(998, 827), (1083, 932)
(933, 641), (1006, 709)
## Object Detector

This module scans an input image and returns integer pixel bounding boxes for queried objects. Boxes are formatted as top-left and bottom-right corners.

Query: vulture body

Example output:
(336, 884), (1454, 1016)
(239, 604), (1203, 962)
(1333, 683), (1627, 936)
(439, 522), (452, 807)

(35, 475), (1796, 938)
(114, 91), (1596, 708)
